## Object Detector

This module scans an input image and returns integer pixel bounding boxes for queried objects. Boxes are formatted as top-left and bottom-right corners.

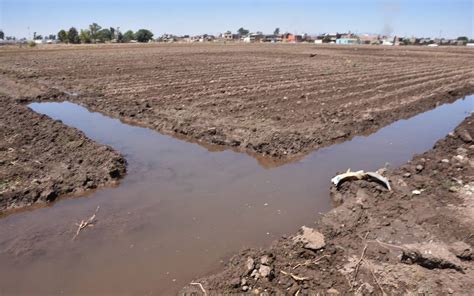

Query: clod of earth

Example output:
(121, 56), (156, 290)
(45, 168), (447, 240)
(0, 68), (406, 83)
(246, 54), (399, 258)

(292, 226), (326, 251)
(401, 242), (464, 272)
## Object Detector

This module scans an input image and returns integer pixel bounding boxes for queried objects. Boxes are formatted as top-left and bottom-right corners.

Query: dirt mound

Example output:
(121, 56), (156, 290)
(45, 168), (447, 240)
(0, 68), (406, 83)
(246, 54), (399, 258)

(181, 115), (474, 295)
(0, 96), (126, 213)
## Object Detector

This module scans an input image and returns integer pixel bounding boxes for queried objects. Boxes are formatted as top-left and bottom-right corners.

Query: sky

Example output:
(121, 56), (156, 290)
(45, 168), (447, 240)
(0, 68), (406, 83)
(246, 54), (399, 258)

(0, 0), (472, 39)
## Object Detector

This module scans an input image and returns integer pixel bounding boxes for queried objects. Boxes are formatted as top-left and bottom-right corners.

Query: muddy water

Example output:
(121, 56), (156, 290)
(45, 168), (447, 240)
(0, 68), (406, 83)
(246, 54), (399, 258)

(0, 96), (472, 295)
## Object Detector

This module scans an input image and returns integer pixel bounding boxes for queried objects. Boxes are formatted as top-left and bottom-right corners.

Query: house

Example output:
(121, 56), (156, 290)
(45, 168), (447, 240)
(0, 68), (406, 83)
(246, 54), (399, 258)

(359, 34), (380, 45)
(283, 33), (303, 43)
(336, 38), (359, 45)
(242, 33), (264, 43)
(222, 31), (239, 41)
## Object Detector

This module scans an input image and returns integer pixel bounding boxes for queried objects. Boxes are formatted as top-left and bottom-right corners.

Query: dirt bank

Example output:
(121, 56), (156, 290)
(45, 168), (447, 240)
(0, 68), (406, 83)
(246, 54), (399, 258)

(181, 114), (474, 295)
(0, 96), (126, 213)
(1, 44), (473, 160)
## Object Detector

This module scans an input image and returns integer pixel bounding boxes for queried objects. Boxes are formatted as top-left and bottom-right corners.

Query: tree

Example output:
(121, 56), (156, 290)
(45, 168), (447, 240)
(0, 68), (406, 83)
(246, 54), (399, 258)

(273, 28), (280, 35)
(58, 29), (68, 43)
(123, 30), (135, 42)
(48, 34), (56, 40)
(457, 36), (468, 41)
(0, 30), (4, 40)
(89, 23), (102, 43)
(110, 27), (115, 40)
(34, 34), (43, 40)
(97, 28), (112, 42)
(237, 27), (249, 36)
(67, 27), (80, 44)
(116, 30), (124, 43)
(80, 29), (92, 43)
(135, 29), (154, 42)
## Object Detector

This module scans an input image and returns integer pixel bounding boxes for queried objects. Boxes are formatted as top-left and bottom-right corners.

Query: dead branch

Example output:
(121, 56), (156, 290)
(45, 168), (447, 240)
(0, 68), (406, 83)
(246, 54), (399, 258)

(292, 254), (330, 270)
(353, 232), (370, 281)
(72, 206), (100, 241)
(281, 270), (309, 281)
(190, 282), (207, 296)
(367, 263), (386, 296)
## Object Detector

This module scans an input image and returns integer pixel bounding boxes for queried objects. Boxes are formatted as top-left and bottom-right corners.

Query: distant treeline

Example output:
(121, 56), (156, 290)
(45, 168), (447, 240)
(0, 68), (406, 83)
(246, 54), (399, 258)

(56, 23), (153, 44)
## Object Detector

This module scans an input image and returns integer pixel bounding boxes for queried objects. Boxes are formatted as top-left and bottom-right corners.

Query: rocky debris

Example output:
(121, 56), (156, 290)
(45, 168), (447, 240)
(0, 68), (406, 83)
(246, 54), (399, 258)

(401, 243), (464, 272)
(449, 241), (472, 260)
(292, 226), (326, 251)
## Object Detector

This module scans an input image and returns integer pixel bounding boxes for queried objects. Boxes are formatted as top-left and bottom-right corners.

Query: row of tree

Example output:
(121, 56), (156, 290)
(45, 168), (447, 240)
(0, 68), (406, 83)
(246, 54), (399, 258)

(56, 23), (153, 44)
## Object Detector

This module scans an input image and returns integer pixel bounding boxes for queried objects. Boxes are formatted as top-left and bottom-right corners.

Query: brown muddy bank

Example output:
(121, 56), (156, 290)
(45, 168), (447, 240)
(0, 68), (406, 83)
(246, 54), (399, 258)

(0, 96), (126, 212)
(181, 114), (474, 295)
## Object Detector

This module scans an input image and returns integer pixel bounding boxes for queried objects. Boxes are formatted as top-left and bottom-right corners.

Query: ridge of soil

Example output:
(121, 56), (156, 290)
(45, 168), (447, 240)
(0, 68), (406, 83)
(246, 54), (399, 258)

(181, 114), (474, 295)
(0, 95), (126, 213)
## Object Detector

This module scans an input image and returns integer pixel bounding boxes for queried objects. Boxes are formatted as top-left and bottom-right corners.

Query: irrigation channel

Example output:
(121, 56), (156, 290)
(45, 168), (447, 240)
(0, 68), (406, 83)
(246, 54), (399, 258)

(0, 95), (472, 295)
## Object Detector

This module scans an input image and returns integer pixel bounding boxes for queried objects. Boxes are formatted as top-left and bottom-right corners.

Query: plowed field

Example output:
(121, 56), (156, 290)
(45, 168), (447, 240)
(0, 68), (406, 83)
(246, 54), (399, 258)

(1, 43), (473, 159)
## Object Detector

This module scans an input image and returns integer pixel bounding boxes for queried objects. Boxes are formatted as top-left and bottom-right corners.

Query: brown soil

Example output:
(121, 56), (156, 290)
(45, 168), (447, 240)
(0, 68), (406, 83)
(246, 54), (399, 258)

(181, 115), (474, 295)
(0, 95), (126, 213)
(1, 44), (473, 160)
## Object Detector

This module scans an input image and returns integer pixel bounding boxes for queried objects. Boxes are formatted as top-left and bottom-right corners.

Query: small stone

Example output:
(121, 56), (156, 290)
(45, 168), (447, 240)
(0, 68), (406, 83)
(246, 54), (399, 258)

(260, 255), (271, 265)
(416, 165), (424, 172)
(457, 129), (472, 143)
(449, 241), (472, 260)
(292, 226), (326, 251)
(246, 257), (255, 271)
(403, 173), (411, 178)
(250, 269), (259, 279)
(412, 190), (421, 195)
(448, 186), (459, 193)
(327, 288), (340, 295)
(441, 159), (450, 163)
(242, 285), (249, 292)
(258, 265), (272, 278)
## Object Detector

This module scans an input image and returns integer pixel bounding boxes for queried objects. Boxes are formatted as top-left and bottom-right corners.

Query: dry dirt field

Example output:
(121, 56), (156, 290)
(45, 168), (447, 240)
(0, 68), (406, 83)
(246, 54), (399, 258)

(1, 43), (473, 160)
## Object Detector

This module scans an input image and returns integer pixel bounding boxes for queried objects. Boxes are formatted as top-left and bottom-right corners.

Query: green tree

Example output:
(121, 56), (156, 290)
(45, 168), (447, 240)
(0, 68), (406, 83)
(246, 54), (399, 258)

(135, 29), (153, 42)
(110, 27), (116, 40)
(0, 30), (4, 40)
(273, 28), (280, 35)
(89, 23), (102, 43)
(123, 30), (135, 42)
(80, 29), (92, 43)
(97, 28), (112, 42)
(58, 29), (68, 43)
(457, 36), (468, 41)
(34, 34), (43, 40)
(47, 34), (56, 40)
(67, 27), (80, 44)
(237, 27), (249, 36)
(116, 30), (124, 43)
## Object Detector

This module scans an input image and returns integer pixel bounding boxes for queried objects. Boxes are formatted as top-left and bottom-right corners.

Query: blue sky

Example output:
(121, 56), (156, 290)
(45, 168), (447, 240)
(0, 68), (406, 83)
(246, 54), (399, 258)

(0, 0), (472, 39)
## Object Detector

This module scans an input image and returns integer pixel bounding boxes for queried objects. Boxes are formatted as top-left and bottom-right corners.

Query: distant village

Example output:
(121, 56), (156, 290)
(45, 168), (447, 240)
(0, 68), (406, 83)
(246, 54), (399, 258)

(1, 27), (473, 47)
(156, 31), (473, 47)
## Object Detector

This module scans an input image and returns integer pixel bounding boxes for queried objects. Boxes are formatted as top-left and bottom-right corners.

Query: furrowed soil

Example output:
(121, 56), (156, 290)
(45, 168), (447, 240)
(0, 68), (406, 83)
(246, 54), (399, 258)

(181, 114), (474, 295)
(0, 96), (126, 212)
(1, 44), (473, 160)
